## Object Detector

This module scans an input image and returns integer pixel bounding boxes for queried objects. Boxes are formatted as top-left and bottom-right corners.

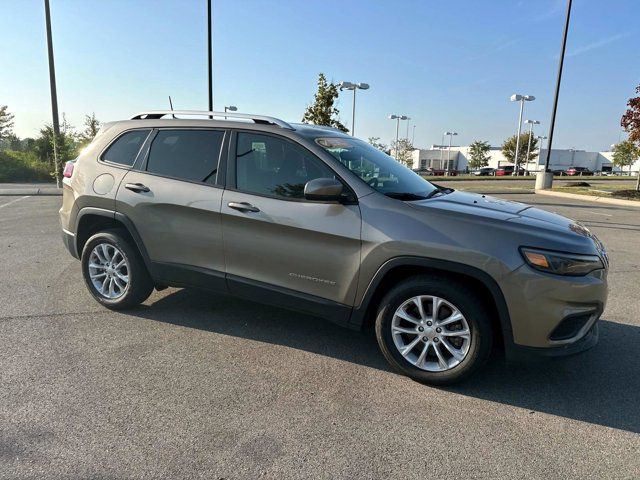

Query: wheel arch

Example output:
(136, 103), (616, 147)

(75, 208), (153, 273)
(350, 257), (513, 350)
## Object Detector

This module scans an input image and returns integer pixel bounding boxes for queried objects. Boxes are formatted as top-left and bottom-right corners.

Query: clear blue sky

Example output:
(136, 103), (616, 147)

(1, 0), (638, 151)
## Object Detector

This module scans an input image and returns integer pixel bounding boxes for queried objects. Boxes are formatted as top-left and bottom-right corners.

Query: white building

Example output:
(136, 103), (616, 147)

(410, 145), (639, 173)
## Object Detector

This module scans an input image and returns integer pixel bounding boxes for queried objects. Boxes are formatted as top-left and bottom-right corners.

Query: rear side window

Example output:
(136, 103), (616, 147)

(101, 129), (151, 166)
(146, 130), (224, 184)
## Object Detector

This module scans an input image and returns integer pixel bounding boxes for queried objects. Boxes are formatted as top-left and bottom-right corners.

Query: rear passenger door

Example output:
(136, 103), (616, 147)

(116, 128), (228, 290)
(221, 131), (362, 316)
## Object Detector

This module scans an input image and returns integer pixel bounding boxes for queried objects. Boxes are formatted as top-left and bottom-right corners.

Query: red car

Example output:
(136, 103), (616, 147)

(495, 166), (514, 176)
(566, 167), (592, 176)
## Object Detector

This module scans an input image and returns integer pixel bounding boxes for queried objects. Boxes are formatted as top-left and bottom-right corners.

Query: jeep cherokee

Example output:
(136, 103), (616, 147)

(60, 110), (608, 384)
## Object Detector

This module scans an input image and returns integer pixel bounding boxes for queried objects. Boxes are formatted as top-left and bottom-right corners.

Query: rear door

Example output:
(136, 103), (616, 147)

(116, 128), (228, 290)
(221, 130), (362, 317)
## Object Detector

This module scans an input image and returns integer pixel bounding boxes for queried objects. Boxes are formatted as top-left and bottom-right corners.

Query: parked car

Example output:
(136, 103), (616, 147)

(566, 167), (592, 176)
(551, 169), (566, 176)
(420, 167), (458, 176)
(495, 165), (514, 176)
(60, 110), (609, 385)
(472, 167), (495, 176)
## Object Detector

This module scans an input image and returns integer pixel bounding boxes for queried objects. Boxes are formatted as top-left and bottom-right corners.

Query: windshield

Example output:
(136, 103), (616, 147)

(315, 137), (438, 199)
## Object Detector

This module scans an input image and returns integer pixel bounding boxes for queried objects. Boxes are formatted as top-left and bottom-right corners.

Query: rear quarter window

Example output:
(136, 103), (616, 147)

(101, 129), (151, 166)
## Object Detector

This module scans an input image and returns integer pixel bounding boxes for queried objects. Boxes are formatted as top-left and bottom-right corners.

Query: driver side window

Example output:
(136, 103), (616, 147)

(235, 132), (335, 199)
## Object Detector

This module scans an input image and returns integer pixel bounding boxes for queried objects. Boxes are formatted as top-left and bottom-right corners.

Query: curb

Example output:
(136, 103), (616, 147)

(535, 189), (640, 208)
(0, 188), (62, 196)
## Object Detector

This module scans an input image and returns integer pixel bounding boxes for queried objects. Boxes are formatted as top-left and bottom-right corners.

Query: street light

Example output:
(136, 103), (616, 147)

(524, 119), (540, 174)
(444, 131), (458, 174)
(536, 135), (548, 168)
(412, 125), (416, 144)
(223, 105), (237, 119)
(340, 81), (369, 136)
(510, 94), (535, 175)
(404, 117), (412, 140)
(389, 114), (408, 158)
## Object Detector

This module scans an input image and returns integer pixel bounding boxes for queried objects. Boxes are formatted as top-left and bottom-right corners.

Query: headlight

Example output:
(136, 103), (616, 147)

(520, 247), (604, 276)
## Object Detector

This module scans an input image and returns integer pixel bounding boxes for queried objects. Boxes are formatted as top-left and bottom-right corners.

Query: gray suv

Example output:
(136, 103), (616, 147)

(60, 110), (608, 384)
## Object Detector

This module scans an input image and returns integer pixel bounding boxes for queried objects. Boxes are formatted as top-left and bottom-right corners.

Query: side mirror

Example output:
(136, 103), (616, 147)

(304, 178), (344, 202)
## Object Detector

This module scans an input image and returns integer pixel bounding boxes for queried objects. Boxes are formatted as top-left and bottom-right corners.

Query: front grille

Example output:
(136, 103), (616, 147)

(549, 312), (595, 341)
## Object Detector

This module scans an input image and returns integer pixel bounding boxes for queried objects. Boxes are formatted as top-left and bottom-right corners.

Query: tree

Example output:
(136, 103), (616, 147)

(34, 114), (79, 178)
(501, 132), (538, 168)
(0, 105), (15, 140)
(621, 84), (640, 145)
(368, 137), (388, 153)
(620, 83), (640, 190)
(612, 140), (639, 190)
(391, 138), (415, 167)
(78, 113), (101, 145)
(302, 73), (348, 132)
(467, 140), (491, 170)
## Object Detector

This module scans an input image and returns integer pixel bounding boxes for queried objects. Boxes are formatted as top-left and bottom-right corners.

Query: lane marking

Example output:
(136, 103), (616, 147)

(587, 211), (613, 217)
(0, 195), (30, 209)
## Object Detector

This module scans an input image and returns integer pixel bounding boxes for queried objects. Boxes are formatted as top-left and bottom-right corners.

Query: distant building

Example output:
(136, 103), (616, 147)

(409, 145), (639, 173)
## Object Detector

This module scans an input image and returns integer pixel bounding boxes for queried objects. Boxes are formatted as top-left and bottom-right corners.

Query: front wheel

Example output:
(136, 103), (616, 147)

(375, 275), (492, 385)
(81, 229), (154, 310)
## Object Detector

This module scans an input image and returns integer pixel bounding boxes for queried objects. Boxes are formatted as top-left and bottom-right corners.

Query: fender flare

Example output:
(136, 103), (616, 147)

(75, 207), (154, 274)
(349, 256), (513, 343)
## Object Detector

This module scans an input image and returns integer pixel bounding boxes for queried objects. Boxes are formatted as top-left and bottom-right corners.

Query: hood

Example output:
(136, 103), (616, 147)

(408, 190), (582, 232)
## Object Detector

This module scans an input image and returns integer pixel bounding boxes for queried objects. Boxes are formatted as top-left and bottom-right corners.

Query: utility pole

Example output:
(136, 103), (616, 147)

(207, 0), (213, 116)
(44, 0), (60, 188)
(539, 0), (573, 189)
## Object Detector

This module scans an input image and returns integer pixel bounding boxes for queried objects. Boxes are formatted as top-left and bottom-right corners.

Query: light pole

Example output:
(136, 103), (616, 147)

(389, 114), (408, 159)
(404, 117), (412, 140)
(510, 94), (535, 176)
(536, 135), (548, 169)
(444, 131), (458, 174)
(207, 0), (213, 117)
(340, 82), (369, 136)
(539, 0), (573, 190)
(524, 119), (540, 174)
(223, 105), (237, 119)
(44, 0), (60, 188)
(412, 125), (416, 144)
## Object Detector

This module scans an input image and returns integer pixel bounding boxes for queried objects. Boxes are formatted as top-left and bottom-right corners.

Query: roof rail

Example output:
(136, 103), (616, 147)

(130, 110), (294, 130)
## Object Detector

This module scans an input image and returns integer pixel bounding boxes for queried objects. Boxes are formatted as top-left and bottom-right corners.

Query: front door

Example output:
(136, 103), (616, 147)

(116, 128), (227, 290)
(221, 131), (362, 317)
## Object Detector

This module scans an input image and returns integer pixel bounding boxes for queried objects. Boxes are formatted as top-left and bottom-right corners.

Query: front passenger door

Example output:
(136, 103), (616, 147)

(221, 131), (362, 316)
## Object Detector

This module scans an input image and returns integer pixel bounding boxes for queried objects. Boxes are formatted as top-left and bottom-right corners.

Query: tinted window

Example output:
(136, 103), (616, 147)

(146, 130), (224, 184)
(102, 129), (151, 166)
(236, 132), (335, 199)
(315, 137), (438, 199)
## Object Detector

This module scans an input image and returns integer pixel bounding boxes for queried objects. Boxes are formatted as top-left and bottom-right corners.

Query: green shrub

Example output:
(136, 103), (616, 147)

(0, 149), (52, 182)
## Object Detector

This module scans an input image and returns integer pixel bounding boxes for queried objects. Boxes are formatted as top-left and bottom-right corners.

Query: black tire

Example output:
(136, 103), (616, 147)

(375, 275), (492, 385)
(81, 229), (154, 310)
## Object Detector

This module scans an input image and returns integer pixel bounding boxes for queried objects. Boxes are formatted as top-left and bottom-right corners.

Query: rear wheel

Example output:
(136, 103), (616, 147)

(375, 275), (492, 385)
(81, 229), (154, 309)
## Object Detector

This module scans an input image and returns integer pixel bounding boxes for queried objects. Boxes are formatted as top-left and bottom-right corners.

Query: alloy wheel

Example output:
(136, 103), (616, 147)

(391, 295), (471, 372)
(88, 243), (130, 299)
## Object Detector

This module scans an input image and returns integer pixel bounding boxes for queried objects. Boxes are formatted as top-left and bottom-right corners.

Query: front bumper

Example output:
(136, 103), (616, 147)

(505, 322), (599, 361)
(499, 263), (607, 353)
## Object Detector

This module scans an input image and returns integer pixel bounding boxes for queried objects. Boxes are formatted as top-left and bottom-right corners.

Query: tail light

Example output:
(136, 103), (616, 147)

(63, 161), (75, 178)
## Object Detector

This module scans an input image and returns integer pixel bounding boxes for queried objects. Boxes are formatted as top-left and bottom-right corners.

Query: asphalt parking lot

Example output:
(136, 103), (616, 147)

(1, 194), (639, 479)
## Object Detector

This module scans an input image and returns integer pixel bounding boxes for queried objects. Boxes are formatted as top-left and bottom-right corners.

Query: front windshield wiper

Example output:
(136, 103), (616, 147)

(384, 192), (430, 201)
(424, 183), (454, 199)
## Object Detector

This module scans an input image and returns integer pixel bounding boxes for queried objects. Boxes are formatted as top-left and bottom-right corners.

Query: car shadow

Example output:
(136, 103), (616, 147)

(128, 288), (640, 434)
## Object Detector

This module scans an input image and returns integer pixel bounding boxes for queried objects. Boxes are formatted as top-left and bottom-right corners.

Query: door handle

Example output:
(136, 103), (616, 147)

(228, 201), (260, 213)
(125, 183), (150, 193)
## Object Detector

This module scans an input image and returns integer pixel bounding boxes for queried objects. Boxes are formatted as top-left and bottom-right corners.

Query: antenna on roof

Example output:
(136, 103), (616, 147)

(168, 96), (176, 119)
